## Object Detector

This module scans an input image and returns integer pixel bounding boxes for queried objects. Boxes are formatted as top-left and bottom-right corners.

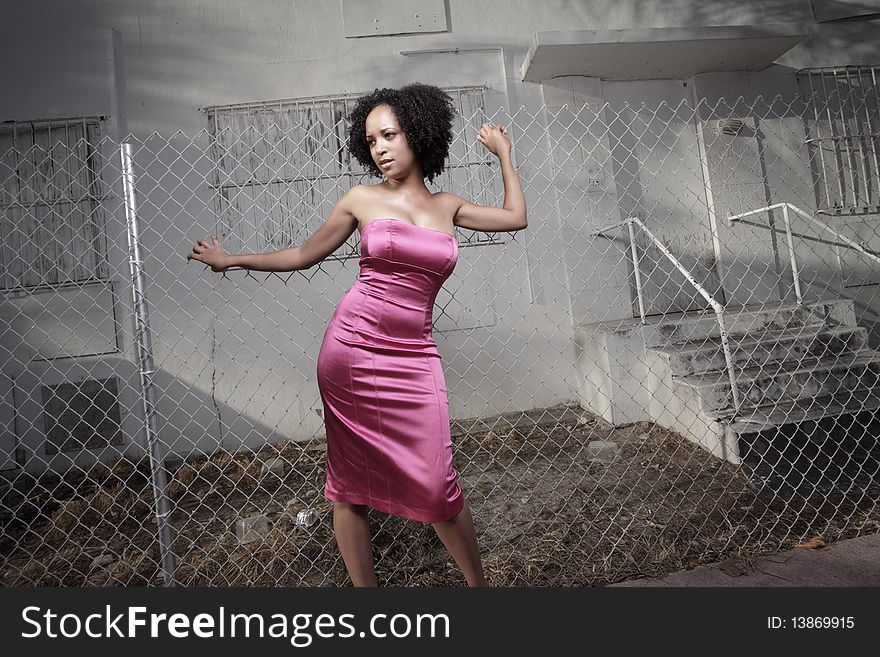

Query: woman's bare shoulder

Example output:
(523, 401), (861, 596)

(342, 184), (384, 223)
(435, 191), (465, 219)
(350, 182), (387, 202)
(341, 184), (376, 205)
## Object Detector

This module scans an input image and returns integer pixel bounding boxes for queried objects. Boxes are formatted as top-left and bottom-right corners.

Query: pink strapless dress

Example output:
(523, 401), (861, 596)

(316, 218), (463, 522)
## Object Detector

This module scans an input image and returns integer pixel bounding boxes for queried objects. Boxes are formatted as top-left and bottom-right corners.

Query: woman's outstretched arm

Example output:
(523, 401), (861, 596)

(186, 186), (361, 272)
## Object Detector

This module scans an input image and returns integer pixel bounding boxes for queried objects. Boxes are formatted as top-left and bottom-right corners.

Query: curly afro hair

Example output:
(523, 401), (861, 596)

(346, 82), (455, 185)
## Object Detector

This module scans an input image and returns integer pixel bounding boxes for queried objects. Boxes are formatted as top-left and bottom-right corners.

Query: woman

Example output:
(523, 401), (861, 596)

(187, 82), (527, 586)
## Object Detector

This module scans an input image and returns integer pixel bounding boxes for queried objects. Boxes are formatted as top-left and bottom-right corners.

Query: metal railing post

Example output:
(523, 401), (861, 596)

(729, 202), (880, 270)
(627, 219), (647, 325)
(630, 217), (742, 419)
(790, 203), (880, 266)
(594, 217), (742, 419)
(120, 142), (177, 587)
(781, 204), (804, 304)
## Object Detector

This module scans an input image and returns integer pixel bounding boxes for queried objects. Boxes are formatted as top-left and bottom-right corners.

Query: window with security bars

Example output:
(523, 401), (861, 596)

(0, 117), (111, 291)
(202, 85), (502, 259)
(796, 65), (880, 215)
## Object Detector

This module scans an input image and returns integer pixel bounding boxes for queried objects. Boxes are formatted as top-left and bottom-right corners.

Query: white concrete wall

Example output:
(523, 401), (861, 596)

(7, 1), (875, 136)
(2, 0), (879, 469)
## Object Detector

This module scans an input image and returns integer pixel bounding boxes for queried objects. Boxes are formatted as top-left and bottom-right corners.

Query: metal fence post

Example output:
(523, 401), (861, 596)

(120, 141), (177, 586)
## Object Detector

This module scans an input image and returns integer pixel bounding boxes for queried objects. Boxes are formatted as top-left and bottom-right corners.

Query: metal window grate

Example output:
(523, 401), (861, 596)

(0, 117), (111, 291)
(796, 65), (880, 215)
(201, 86), (502, 259)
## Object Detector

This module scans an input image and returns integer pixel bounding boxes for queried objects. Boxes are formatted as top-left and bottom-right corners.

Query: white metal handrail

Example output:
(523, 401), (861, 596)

(727, 202), (880, 305)
(593, 216), (742, 420)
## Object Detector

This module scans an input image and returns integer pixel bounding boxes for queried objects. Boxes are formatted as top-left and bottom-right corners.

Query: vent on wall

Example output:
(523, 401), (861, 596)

(716, 119), (744, 135)
(41, 377), (124, 454)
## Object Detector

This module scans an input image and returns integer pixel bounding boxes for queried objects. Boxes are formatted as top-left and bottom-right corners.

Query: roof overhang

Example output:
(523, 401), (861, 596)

(520, 24), (811, 82)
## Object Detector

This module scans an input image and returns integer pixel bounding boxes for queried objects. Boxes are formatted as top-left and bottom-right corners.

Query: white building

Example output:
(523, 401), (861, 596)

(2, 1), (879, 485)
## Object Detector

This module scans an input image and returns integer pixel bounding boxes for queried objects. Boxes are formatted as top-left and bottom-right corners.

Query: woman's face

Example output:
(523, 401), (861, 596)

(364, 104), (418, 178)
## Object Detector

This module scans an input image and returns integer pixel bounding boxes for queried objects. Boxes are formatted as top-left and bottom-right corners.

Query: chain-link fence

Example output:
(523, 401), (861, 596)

(2, 84), (880, 587)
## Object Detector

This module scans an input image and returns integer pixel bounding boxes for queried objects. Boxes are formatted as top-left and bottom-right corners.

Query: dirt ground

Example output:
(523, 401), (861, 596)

(2, 402), (879, 586)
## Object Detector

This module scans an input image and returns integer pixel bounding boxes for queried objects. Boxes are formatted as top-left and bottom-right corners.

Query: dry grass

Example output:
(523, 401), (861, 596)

(2, 403), (879, 587)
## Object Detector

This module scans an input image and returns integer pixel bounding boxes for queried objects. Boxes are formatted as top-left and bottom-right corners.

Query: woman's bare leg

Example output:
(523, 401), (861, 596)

(332, 501), (377, 587)
(431, 498), (488, 587)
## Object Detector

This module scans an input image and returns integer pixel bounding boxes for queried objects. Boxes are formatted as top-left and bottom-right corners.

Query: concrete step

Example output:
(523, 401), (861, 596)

(649, 325), (869, 377)
(575, 296), (873, 489)
(726, 385), (880, 432)
(635, 298), (856, 348)
(586, 298), (856, 348)
(675, 349), (880, 415)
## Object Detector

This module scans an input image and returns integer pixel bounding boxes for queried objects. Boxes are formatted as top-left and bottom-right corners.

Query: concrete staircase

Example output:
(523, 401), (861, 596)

(645, 298), (880, 496)
(575, 298), (880, 497)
